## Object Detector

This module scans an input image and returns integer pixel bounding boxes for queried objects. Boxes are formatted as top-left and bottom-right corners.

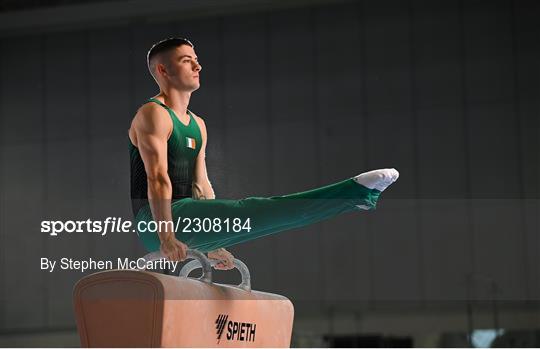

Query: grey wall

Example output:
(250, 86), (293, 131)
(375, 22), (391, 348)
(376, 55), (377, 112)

(0, 0), (538, 335)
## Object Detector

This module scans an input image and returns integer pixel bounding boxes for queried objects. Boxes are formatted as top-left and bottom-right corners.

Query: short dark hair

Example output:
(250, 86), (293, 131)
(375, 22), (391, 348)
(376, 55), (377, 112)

(147, 37), (194, 77)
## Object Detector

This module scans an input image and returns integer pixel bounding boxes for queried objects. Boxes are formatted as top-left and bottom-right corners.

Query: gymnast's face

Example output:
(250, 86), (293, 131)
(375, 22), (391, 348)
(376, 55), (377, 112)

(158, 44), (202, 92)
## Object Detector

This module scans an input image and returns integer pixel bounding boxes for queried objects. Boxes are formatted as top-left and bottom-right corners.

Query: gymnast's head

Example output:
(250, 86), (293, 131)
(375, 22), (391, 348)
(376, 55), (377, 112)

(147, 37), (202, 92)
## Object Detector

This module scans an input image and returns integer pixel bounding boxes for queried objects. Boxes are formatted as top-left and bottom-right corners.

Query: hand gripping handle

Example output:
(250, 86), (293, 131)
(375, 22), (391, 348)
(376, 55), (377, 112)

(142, 249), (213, 283)
(179, 256), (251, 292)
(142, 249), (251, 291)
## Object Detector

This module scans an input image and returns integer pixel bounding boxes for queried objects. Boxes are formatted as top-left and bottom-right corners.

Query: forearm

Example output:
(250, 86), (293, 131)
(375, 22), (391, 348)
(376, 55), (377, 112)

(192, 180), (215, 200)
(147, 176), (174, 242)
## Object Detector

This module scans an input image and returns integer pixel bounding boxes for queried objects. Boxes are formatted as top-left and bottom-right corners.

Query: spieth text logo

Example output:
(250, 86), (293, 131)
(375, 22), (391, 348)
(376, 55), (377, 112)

(215, 314), (229, 343)
(215, 314), (256, 343)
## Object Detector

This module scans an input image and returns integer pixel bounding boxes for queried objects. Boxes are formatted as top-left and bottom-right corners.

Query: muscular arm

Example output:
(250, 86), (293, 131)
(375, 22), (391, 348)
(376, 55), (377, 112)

(131, 105), (186, 260)
(191, 115), (235, 270)
(192, 116), (216, 200)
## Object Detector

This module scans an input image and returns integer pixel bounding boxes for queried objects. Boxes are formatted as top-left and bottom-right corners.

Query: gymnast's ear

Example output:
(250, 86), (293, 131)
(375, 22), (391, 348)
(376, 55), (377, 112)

(156, 62), (168, 77)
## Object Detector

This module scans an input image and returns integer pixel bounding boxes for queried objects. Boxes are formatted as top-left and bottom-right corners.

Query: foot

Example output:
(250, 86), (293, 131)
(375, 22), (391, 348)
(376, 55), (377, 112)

(353, 168), (399, 192)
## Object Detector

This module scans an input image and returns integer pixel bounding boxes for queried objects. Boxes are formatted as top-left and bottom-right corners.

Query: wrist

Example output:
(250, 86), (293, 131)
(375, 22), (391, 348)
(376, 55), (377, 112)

(159, 232), (174, 243)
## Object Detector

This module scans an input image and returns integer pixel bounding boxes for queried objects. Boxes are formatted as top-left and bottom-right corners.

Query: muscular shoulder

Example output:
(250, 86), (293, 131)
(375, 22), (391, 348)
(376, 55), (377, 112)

(133, 103), (172, 135)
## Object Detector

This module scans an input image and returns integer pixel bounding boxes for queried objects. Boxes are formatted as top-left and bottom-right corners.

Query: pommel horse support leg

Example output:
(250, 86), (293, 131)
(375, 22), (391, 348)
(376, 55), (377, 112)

(73, 250), (294, 348)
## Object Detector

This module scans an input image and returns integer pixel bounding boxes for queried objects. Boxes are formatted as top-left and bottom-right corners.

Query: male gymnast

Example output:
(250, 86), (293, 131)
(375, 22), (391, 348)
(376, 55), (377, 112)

(128, 37), (399, 270)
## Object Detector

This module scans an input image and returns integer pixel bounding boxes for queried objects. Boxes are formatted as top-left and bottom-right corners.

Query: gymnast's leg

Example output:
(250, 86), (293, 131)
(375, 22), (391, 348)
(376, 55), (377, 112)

(136, 168), (399, 253)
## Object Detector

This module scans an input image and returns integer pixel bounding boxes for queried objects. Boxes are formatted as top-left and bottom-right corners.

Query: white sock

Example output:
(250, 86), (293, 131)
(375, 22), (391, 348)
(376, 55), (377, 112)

(353, 168), (399, 192)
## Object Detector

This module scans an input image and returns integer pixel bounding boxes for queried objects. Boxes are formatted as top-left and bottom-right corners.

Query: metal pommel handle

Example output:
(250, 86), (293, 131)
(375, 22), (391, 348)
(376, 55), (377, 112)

(142, 249), (213, 283)
(179, 256), (252, 292)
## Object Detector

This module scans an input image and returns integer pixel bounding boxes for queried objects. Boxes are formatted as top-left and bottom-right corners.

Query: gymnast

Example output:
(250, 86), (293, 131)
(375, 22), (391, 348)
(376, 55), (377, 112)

(128, 37), (399, 270)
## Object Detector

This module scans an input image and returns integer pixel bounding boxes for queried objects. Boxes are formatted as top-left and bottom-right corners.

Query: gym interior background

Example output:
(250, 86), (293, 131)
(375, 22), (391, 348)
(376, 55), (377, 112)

(0, 0), (538, 347)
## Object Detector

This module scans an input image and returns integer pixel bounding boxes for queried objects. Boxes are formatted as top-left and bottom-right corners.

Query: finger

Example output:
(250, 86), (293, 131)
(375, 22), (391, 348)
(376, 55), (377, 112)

(177, 246), (185, 261)
(165, 247), (175, 261)
(176, 243), (187, 261)
(172, 248), (181, 261)
(180, 246), (187, 261)
(221, 260), (231, 270)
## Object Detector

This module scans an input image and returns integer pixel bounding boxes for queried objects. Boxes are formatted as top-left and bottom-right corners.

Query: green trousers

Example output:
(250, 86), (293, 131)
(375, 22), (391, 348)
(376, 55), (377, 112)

(136, 177), (381, 253)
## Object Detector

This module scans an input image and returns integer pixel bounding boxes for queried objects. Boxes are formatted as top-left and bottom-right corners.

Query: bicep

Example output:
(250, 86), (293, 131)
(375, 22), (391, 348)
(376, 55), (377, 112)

(134, 112), (170, 179)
